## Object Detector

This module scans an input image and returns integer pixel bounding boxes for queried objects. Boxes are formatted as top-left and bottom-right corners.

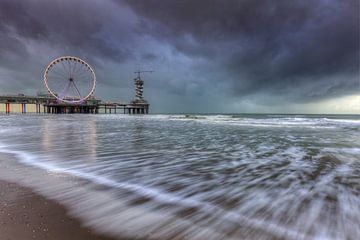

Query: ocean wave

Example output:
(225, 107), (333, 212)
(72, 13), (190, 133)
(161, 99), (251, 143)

(163, 115), (360, 129)
(1, 142), (360, 239)
(0, 114), (359, 239)
(0, 145), (311, 240)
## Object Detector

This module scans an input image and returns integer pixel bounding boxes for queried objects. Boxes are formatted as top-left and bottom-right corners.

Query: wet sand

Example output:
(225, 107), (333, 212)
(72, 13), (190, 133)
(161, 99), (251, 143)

(0, 180), (122, 240)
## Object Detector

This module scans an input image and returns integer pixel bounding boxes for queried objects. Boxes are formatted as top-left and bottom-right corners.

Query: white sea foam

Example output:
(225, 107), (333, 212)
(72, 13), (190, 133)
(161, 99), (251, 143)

(0, 114), (359, 239)
(167, 116), (340, 129)
(1, 144), (337, 239)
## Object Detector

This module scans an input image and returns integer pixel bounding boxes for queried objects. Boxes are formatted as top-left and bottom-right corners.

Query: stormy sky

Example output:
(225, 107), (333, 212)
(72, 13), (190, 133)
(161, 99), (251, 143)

(0, 0), (359, 113)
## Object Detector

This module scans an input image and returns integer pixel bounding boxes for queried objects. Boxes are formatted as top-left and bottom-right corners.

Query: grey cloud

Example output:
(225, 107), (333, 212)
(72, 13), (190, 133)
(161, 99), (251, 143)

(0, 0), (135, 65)
(0, 0), (358, 113)
(120, 0), (359, 101)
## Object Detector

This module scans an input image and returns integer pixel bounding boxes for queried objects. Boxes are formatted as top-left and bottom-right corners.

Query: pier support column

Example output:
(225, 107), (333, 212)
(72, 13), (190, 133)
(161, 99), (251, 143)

(5, 103), (9, 114)
(20, 103), (27, 114)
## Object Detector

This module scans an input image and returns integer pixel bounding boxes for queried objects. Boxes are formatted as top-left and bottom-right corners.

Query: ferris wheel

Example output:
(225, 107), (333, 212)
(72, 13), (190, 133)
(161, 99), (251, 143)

(44, 56), (96, 103)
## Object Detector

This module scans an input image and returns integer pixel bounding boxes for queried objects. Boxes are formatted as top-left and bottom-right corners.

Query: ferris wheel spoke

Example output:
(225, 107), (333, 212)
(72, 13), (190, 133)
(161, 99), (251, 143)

(71, 84), (77, 101)
(57, 81), (72, 100)
(74, 74), (90, 79)
(74, 70), (89, 77)
(75, 78), (89, 84)
(68, 61), (73, 77)
(71, 60), (81, 76)
(72, 81), (82, 99)
(52, 66), (68, 77)
(72, 61), (80, 76)
(74, 73), (91, 83)
(49, 70), (67, 79)
(49, 74), (67, 80)
(78, 76), (93, 85)
(69, 60), (76, 77)
(60, 60), (70, 78)
(73, 64), (84, 76)
(74, 67), (90, 77)
(75, 74), (91, 82)
(47, 80), (68, 92)
(68, 60), (73, 78)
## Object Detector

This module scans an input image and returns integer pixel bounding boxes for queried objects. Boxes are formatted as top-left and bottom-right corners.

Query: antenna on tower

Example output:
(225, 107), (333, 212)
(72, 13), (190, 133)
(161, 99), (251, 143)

(134, 70), (153, 80)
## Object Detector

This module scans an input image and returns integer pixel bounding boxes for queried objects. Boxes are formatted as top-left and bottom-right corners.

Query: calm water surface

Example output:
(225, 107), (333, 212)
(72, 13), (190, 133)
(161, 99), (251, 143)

(0, 114), (359, 239)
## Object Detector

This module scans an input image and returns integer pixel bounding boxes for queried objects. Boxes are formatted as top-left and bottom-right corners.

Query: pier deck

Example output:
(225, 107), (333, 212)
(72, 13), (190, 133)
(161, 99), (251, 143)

(0, 95), (149, 114)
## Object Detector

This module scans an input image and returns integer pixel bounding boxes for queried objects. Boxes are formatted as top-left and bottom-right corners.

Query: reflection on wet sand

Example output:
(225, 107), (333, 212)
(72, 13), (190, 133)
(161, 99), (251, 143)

(41, 117), (97, 162)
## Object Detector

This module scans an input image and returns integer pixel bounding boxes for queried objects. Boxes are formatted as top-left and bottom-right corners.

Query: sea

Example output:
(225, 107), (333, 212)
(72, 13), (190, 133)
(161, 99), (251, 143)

(0, 114), (359, 240)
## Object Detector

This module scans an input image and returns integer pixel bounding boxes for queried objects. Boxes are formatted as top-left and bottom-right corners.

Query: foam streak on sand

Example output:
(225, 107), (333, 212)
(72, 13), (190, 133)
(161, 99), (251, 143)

(0, 180), (117, 240)
(0, 114), (359, 239)
(0, 146), (305, 239)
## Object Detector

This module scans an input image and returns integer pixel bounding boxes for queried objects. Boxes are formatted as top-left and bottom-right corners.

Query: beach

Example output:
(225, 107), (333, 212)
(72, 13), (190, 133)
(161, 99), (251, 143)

(0, 180), (118, 240)
(0, 114), (359, 239)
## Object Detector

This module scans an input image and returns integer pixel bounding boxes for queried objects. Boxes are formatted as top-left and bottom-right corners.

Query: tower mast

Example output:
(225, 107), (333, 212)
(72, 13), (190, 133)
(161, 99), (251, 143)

(133, 70), (152, 102)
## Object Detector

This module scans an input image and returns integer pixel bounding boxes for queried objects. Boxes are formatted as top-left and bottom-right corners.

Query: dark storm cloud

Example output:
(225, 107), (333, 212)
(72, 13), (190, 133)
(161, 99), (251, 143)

(0, 0), (358, 112)
(0, 0), (143, 97)
(0, 0), (134, 65)
(120, 0), (359, 101)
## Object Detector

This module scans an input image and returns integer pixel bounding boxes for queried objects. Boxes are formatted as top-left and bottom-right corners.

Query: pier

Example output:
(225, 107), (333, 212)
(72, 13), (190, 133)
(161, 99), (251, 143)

(0, 56), (151, 114)
(0, 95), (149, 114)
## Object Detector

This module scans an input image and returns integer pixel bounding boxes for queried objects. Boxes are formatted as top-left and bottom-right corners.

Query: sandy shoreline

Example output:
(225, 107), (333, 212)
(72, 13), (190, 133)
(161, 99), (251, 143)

(0, 180), (123, 240)
(0, 148), (293, 240)
(0, 150), (175, 240)
(0, 151), (135, 240)
(0, 146), (289, 240)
